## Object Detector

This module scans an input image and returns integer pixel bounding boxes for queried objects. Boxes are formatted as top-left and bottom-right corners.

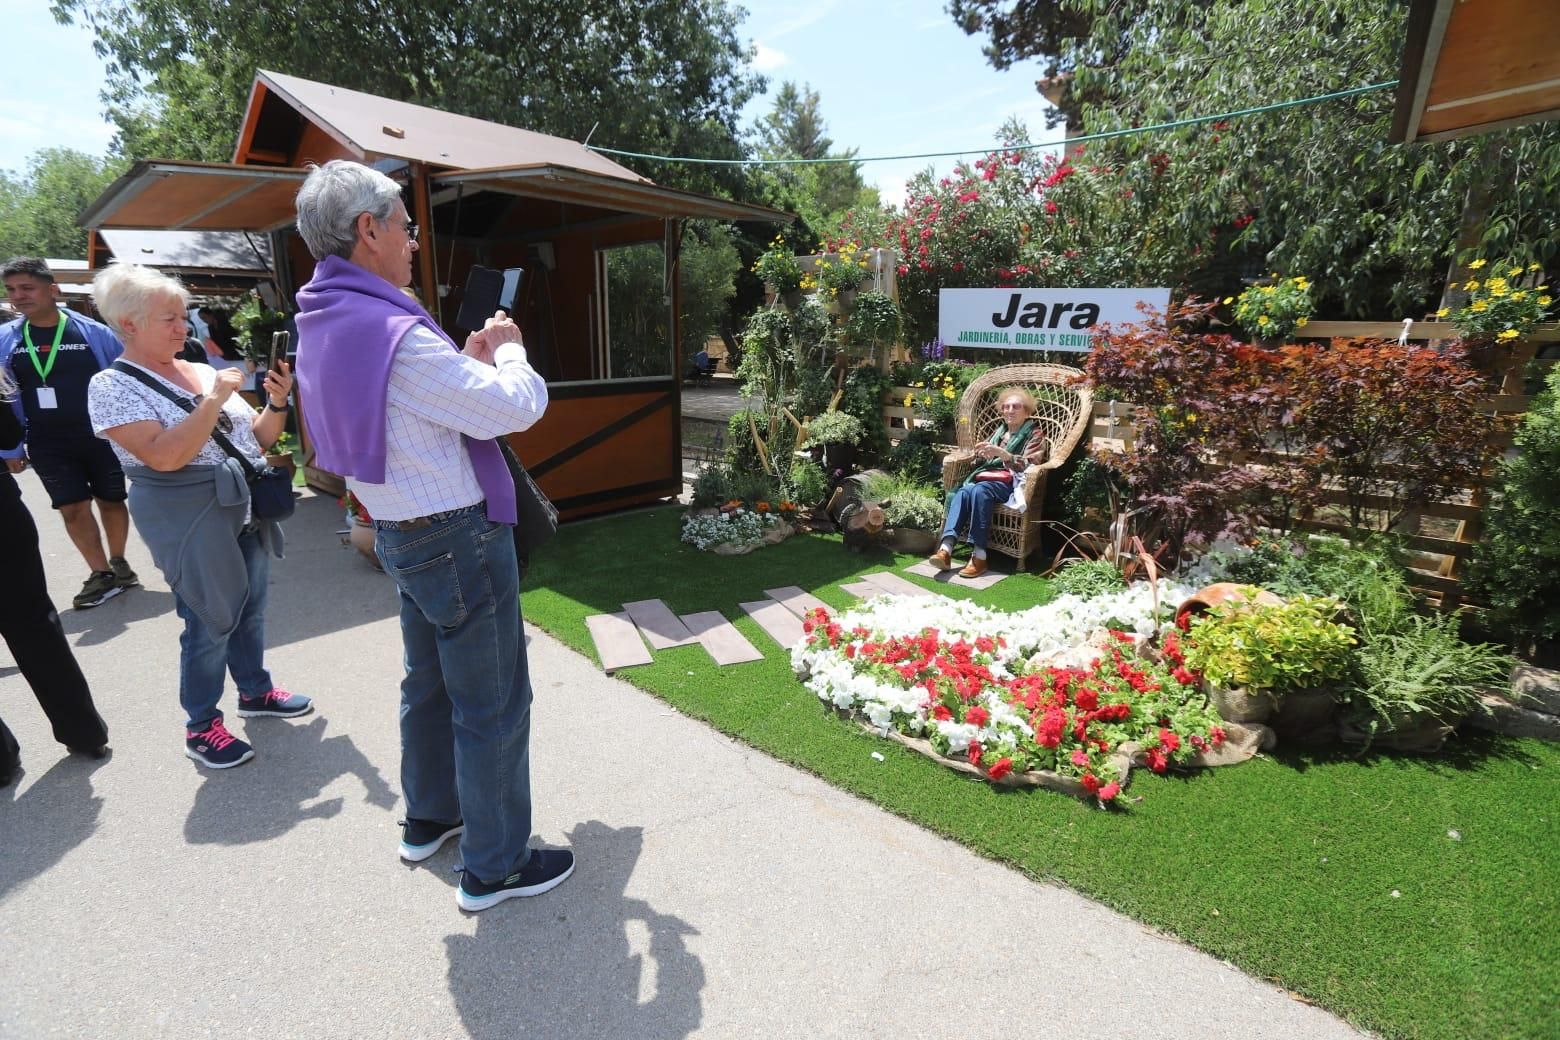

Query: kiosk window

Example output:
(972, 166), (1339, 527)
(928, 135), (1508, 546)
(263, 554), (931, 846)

(598, 242), (673, 380)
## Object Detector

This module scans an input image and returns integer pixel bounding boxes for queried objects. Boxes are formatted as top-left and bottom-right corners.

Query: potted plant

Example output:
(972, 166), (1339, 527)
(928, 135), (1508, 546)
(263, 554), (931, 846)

(1183, 593), (1356, 725)
(843, 290), (902, 358)
(1340, 614), (1512, 752)
(1440, 258), (1551, 383)
(814, 243), (870, 311)
(752, 237), (804, 308)
(859, 470), (944, 553)
(1228, 275), (1313, 345)
(265, 431), (298, 477)
(802, 409), (865, 473)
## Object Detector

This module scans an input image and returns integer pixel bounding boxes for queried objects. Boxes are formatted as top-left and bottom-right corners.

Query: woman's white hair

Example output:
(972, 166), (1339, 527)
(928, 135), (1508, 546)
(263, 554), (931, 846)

(294, 160), (404, 261)
(92, 262), (189, 337)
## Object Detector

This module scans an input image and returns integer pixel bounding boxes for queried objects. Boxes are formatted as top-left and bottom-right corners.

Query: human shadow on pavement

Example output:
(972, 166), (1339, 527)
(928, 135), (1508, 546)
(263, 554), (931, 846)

(446, 820), (704, 1040)
(60, 588), (177, 647)
(184, 716), (396, 845)
(0, 753), (107, 904)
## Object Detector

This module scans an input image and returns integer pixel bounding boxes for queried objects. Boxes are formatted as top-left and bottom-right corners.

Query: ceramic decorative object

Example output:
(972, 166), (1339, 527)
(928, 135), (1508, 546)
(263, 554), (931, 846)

(1175, 582), (1283, 621)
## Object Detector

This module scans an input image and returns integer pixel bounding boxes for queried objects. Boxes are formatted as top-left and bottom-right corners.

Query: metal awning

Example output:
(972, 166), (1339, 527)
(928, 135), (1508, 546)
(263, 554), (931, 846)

(433, 165), (792, 224)
(79, 161), (308, 232)
(1392, 0), (1560, 143)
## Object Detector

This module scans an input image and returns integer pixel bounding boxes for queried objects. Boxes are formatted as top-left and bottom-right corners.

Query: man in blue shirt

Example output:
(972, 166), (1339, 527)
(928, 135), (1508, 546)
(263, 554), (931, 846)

(1, 257), (138, 608)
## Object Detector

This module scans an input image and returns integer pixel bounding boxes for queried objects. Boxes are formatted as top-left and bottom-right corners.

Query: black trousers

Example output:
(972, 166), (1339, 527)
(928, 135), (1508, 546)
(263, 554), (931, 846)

(0, 475), (108, 774)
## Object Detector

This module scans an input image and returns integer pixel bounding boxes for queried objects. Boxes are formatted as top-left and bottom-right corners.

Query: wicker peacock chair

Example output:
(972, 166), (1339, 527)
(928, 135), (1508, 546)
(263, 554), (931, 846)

(939, 363), (1093, 569)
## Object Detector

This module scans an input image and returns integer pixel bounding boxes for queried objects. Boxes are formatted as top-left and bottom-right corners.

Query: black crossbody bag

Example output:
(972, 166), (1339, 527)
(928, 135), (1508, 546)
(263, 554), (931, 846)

(111, 361), (296, 521)
(498, 438), (557, 559)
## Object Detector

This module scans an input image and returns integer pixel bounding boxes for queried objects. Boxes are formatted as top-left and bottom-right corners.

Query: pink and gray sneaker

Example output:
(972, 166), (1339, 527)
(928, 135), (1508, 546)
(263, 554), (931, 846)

(236, 688), (314, 719)
(185, 719), (255, 769)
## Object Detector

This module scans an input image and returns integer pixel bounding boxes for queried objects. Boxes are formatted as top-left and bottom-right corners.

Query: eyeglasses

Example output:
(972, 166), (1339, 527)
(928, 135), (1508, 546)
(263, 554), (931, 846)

(999, 402), (1029, 411)
(193, 395), (235, 435)
(382, 216), (418, 242)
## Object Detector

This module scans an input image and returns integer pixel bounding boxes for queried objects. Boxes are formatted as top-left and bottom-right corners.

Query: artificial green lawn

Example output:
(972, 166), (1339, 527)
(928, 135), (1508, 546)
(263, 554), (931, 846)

(523, 506), (1558, 1040)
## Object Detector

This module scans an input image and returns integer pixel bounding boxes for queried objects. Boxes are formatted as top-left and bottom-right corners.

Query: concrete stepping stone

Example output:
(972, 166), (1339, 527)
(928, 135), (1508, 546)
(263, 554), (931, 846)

(764, 586), (830, 620)
(585, 612), (653, 673)
(903, 559), (1008, 590)
(622, 598), (699, 649)
(680, 611), (764, 665)
(740, 599), (806, 650)
(839, 580), (884, 599)
(858, 570), (937, 598)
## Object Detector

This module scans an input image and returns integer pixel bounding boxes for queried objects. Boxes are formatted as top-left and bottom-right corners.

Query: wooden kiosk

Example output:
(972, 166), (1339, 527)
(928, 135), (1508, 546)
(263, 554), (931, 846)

(79, 70), (790, 518)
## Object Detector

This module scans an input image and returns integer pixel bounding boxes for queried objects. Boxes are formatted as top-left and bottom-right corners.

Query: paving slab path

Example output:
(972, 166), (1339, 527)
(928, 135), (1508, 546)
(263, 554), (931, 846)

(0, 474), (1367, 1040)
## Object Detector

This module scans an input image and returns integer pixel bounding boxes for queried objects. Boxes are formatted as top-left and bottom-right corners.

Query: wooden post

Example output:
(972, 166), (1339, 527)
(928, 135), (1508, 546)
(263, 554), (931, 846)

(409, 162), (439, 322)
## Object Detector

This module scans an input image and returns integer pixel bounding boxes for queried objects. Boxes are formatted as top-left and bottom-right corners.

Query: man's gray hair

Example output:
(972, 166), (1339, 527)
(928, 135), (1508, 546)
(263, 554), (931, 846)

(294, 160), (404, 261)
(92, 262), (189, 338)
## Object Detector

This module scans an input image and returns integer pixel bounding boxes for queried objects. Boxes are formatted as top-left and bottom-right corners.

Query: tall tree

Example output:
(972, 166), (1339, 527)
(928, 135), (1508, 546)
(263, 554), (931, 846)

(954, 0), (1560, 317)
(0, 148), (125, 260)
(748, 81), (870, 242)
(52, 0), (764, 196)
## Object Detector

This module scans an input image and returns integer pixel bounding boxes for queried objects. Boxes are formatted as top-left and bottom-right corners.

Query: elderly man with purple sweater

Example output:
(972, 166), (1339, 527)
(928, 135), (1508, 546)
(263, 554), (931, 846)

(292, 160), (572, 912)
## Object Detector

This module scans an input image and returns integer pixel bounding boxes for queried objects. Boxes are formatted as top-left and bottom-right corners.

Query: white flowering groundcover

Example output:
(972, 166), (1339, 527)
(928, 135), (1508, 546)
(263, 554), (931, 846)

(681, 508), (794, 555)
(792, 582), (1265, 803)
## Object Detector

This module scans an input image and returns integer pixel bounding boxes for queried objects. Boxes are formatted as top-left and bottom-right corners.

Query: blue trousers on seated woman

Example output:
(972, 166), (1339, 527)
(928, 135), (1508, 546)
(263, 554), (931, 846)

(940, 479), (1011, 551)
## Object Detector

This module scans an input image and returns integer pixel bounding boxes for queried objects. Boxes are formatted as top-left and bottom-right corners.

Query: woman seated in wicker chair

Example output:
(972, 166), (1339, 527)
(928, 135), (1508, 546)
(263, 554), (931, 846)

(928, 387), (1048, 578)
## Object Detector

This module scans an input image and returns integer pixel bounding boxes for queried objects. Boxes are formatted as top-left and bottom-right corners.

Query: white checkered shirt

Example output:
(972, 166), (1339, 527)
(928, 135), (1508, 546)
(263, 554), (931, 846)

(345, 325), (548, 521)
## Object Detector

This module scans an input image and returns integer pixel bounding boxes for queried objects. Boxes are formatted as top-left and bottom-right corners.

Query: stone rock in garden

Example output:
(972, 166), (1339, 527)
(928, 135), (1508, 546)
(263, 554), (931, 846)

(1467, 693), (1560, 742)
(1510, 663), (1560, 716)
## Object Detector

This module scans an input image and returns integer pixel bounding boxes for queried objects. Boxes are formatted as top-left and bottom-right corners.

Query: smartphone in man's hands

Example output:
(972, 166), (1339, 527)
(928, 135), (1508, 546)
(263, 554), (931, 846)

(457, 266), (524, 331)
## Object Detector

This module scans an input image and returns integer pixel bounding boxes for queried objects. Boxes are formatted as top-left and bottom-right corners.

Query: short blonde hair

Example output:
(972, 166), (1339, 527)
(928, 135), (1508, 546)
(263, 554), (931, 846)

(92, 262), (189, 336)
(998, 387), (1037, 413)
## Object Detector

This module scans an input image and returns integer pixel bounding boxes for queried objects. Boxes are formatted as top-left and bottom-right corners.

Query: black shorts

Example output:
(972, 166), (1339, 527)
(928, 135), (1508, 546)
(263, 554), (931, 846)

(26, 434), (127, 509)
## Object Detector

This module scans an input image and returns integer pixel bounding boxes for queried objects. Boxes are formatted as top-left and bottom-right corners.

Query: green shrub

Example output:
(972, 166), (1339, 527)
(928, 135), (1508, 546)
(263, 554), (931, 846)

(886, 427), (945, 487)
(1344, 613), (1512, 729)
(1273, 536), (1415, 636)
(1054, 559), (1128, 599)
(1469, 363), (1560, 649)
(805, 410), (865, 447)
(1185, 595), (1357, 694)
(690, 464), (731, 508)
(858, 470), (944, 530)
(788, 459), (828, 507)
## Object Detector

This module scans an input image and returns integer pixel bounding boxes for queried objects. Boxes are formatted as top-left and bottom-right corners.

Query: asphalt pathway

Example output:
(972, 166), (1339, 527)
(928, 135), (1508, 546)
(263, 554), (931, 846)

(0, 472), (1367, 1039)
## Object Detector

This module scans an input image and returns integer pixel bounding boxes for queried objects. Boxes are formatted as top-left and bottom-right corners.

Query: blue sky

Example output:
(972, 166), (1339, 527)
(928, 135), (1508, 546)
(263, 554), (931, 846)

(3, 1), (1057, 206)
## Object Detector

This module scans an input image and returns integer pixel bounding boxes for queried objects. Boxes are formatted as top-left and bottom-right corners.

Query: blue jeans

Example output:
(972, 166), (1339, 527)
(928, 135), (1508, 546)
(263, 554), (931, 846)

(176, 526), (273, 731)
(941, 480), (1011, 550)
(375, 505), (533, 883)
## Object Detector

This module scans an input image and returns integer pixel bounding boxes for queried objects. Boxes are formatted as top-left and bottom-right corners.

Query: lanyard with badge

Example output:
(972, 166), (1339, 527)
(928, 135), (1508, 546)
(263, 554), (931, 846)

(23, 316), (67, 410)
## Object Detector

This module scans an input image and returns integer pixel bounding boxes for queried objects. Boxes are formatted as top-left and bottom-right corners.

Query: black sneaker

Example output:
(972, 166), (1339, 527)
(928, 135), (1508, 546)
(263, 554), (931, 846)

(235, 688), (313, 719)
(73, 571), (123, 609)
(457, 848), (575, 912)
(109, 556), (140, 589)
(184, 719), (254, 769)
(399, 818), (464, 862)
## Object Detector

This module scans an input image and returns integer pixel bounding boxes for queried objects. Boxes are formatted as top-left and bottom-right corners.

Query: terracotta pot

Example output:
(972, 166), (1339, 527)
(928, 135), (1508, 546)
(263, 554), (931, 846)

(1207, 683), (1276, 724)
(346, 519), (382, 570)
(264, 455), (296, 479)
(1176, 582), (1283, 622)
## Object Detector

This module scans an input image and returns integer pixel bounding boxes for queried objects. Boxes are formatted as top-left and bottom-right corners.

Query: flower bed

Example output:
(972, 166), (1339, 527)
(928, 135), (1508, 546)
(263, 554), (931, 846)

(681, 500), (797, 554)
(792, 585), (1267, 804)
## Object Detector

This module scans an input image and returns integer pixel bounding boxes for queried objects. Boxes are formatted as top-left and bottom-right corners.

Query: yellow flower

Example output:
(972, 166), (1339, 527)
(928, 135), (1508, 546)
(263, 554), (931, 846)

(1540, 296), (1553, 306)
(1295, 316), (1308, 328)
(1257, 315), (1271, 325)
(1510, 267), (1524, 277)
(1497, 329), (1520, 341)
(1468, 259), (1487, 270)
(1471, 300), (1489, 312)
(1529, 263), (1542, 272)
(1512, 291), (1527, 301)
(942, 388), (955, 400)
(1435, 307), (1450, 318)
(1465, 279), (1480, 291)
(1261, 286), (1276, 295)
(1186, 412), (1198, 423)
(1222, 297), (1233, 305)
(1447, 282), (1459, 291)
(902, 394), (913, 408)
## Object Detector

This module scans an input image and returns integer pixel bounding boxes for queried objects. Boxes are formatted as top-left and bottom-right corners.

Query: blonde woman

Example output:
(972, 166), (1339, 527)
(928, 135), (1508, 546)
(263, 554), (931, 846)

(86, 264), (310, 770)
(928, 387), (1047, 578)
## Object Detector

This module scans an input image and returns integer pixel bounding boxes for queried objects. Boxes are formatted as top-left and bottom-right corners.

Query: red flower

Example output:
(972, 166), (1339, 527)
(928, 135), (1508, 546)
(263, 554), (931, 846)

(967, 741), (983, 765)
(1145, 748), (1168, 773)
(981, 165), (997, 182)
(1098, 781), (1121, 801)
(1044, 200), (1058, 215)
(1159, 729), (1181, 754)
(988, 757), (1013, 780)
(1080, 773), (1101, 793)
(932, 704), (952, 721)
(965, 706), (990, 727)
(1070, 749), (1091, 768)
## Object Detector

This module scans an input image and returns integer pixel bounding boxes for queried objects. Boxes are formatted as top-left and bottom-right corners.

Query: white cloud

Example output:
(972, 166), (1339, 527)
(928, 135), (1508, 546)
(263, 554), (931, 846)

(752, 42), (788, 73)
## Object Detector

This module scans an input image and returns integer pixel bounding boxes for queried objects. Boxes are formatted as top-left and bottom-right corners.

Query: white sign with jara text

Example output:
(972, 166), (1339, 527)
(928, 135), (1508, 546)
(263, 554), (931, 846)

(938, 287), (1171, 352)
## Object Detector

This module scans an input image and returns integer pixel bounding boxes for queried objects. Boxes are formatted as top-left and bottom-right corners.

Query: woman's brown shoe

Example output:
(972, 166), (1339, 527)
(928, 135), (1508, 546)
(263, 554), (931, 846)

(958, 558), (989, 578)
(927, 548), (953, 570)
